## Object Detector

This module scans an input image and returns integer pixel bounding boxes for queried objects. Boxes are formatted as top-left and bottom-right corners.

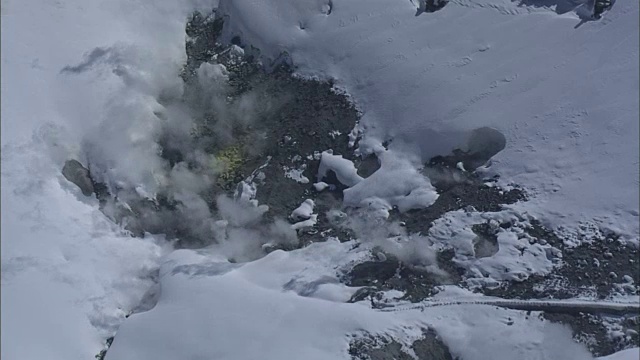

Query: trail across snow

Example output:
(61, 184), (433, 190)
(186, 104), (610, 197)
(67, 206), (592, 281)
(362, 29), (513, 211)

(380, 296), (640, 315)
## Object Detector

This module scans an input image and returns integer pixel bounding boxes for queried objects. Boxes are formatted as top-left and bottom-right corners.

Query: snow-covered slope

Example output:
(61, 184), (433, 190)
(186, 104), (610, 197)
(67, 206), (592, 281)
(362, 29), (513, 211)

(2, 0), (638, 359)
(1, 141), (166, 359)
(218, 0), (639, 240)
(106, 241), (595, 360)
(1, 0), (206, 358)
(599, 348), (640, 360)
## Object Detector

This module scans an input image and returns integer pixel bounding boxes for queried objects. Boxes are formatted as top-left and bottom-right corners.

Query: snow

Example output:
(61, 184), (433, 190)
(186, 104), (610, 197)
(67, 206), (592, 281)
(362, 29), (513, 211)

(291, 199), (315, 220)
(432, 209), (561, 282)
(1, 141), (168, 359)
(1, 0), (210, 358)
(219, 0), (639, 241)
(106, 240), (595, 360)
(318, 150), (363, 187)
(344, 149), (439, 212)
(599, 348), (640, 360)
(317, 148), (439, 213)
(105, 243), (406, 360)
(3, 0), (638, 358)
(313, 181), (330, 191)
(416, 305), (593, 360)
(291, 200), (318, 231)
(291, 214), (319, 230)
(284, 165), (310, 184)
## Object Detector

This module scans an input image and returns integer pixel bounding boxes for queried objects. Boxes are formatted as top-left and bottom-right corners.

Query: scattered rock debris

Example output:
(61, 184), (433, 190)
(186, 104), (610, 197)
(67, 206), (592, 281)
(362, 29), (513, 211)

(349, 329), (454, 360)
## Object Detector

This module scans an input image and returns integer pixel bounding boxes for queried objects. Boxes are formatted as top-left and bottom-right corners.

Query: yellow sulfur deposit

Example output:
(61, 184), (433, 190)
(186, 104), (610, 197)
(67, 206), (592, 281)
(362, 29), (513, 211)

(214, 145), (245, 187)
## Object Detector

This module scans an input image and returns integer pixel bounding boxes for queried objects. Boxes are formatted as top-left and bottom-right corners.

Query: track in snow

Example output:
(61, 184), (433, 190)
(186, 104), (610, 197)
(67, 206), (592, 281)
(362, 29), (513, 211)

(379, 297), (640, 315)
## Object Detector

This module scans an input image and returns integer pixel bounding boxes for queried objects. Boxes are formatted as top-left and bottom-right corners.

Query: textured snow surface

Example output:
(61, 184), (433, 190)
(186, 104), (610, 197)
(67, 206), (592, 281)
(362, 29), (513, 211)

(318, 150), (364, 187)
(106, 242), (594, 360)
(598, 348), (640, 360)
(344, 149), (439, 212)
(219, 0), (639, 241)
(1, 140), (168, 359)
(291, 199), (316, 220)
(1, 0), (209, 358)
(2, 0), (638, 358)
(427, 209), (561, 285)
(318, 148), (439, 214)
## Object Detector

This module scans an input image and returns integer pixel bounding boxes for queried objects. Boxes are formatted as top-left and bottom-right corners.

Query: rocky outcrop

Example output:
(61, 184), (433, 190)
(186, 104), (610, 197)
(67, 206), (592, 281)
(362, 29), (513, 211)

(62, 160), (94, 196)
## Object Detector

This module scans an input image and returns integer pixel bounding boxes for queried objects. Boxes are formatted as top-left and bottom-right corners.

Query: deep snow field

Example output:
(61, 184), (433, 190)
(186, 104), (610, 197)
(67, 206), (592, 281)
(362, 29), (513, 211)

(1, 0), (639, 359)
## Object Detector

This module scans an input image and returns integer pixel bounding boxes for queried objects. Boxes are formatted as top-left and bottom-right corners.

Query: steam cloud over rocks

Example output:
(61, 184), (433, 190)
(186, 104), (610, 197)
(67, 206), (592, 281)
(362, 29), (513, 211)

(59, 18), (289, 251)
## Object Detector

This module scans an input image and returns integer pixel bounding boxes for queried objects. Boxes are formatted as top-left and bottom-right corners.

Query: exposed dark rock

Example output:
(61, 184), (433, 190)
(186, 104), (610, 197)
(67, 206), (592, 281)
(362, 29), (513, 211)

(182, 12), (225, 83)
(412, 329), (456, 360)
(544, 312), (639, 357)
(345, 253), (459, 303)
(465, 127), (506, 170)
(356, 153), (381, 178)
(94, 336), (114, 360)
(471, 222), (500, 258)
(416, 0), (450, 15)
(347, 258), (400, 288)
(485, 222), (639, 300)
(180, 12), (361, 241)
(424, 127), (506, 173)
(392, 165), (525, 236)
(349, 329), (454, 360)
(84, 12), (361, 249)
(62, 159), (94, 196)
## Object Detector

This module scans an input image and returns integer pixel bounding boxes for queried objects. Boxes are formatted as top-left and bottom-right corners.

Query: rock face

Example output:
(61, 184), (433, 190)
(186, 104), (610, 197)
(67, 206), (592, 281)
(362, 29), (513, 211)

(62, 160), (95, 196)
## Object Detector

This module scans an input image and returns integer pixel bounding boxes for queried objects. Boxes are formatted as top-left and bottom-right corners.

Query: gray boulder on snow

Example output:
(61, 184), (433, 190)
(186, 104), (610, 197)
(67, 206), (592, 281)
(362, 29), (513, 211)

(467, 127), (506, 158)
(463, 127), (507, 170)
(62, 159), (95, 196)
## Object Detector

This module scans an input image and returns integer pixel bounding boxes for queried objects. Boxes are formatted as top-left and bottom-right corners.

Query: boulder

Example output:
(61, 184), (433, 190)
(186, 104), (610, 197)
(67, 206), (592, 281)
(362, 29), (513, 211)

(62, 159), (95, 196)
